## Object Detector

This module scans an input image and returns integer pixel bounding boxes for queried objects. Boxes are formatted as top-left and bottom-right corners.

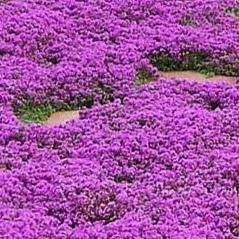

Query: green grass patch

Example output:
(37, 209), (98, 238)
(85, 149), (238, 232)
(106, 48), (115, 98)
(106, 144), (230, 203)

(150, 51), (239, 77)
(14, 87), (113, 123)
(15, 103), (54, 123)
(135, 69), (154, 85)
(200, 69), (216, 78)
(150, 55), (180, 72)
(150, 52), (208, 72)
(14, 100), (78, 123)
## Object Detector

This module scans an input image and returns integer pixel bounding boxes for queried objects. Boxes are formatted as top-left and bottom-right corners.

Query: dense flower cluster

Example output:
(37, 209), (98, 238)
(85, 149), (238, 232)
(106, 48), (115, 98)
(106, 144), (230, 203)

(0, 0), (239, 238)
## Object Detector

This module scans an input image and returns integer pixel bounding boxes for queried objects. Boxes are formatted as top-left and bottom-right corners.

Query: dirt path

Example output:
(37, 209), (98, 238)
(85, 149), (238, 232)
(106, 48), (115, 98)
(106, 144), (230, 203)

(42, 110), (79, 126)
(161, 71), (237, 84)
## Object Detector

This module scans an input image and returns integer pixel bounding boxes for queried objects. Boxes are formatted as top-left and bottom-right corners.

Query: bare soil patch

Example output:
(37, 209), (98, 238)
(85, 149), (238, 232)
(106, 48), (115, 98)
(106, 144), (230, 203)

(161, 71), (237, 84)
(42, 110), (79, 126)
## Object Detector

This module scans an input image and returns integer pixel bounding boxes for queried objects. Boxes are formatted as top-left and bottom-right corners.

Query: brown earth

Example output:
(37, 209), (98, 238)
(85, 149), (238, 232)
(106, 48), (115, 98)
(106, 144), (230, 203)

(161, 71), (237, 84)
(42, 110), (79, 126)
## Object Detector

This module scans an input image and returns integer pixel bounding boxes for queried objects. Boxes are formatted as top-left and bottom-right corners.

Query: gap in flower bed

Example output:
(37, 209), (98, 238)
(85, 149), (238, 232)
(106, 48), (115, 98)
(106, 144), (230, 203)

(42, 110), (79, 126)
(13, 97), (93, 125)
(226, 7), (239, 17)
(135, 69), (155, 85)
(150, 52), (209, 73)
(148, 51), (238, 84)
(150, 52), (239, 76)
(160, 71), (237, 84)
(135, 69), (236, 86)
(14, 101), (81, 125)
(13, 84), (114, 126)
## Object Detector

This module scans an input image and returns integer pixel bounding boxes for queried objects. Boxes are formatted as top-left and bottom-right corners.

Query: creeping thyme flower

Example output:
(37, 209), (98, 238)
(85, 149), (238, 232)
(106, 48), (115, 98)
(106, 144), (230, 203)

(0, 0), (239, 238)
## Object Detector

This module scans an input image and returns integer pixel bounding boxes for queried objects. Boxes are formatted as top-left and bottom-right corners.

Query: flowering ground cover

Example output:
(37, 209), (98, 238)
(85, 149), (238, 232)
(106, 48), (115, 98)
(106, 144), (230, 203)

(0, 0), (239, 238)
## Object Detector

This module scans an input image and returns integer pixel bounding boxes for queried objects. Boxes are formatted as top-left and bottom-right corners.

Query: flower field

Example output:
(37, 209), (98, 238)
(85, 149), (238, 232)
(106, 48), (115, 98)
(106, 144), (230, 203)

(0, 0), (239, 238)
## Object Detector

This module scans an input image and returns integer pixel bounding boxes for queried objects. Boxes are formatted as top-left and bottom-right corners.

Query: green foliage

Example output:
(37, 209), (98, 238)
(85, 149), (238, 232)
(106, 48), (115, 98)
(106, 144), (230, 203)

(14, 99), (79, 124)
(200, 69), (216, 78)
(14, 83), (116, 124)
(14, 90), (111, 123)
(78, 96), (94, 108)
(135, 69), (153, 85)
(14, 102), (54, 123)
(150, 55), (180, 72)
(179, 15), (196, 26)
(150, 52), (209, 72)
(182, 52), (208, 70)
(149, 51), (228, 77)
(150, 51), (239, 77)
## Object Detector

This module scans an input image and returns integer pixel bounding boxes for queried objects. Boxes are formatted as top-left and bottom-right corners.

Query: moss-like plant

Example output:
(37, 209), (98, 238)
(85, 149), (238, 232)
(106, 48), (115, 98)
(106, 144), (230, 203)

(135, 69), (154, 85)
(14, 100), (80, 124)
(13, 84), (118, 124)
(13, 84), (117, 123)
(14, 102), (55, 123)
(200, 69), (216, 78)
(181, 52), (208, 70)
(150, 49), (239, 77)
(150, 55), (180, 72)
(150, 51), (220, 76)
